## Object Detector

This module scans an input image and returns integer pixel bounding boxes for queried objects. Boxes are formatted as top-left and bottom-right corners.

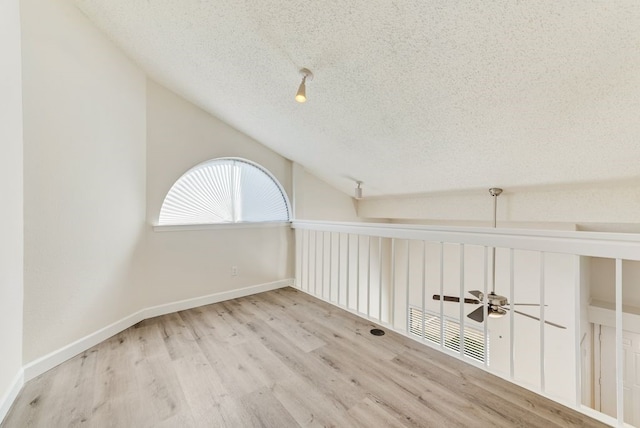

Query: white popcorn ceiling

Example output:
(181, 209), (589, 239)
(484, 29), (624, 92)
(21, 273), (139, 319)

(75, 0), (640, 198)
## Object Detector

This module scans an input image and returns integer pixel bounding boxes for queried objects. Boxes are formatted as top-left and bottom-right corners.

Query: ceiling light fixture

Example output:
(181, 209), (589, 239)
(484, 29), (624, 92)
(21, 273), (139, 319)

(295, 68), (313, 103)
(355, 181), (363, 199)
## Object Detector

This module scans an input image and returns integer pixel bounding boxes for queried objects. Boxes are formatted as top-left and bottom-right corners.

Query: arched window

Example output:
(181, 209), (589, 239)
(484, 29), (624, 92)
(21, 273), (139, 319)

(158, 158), (290, 225)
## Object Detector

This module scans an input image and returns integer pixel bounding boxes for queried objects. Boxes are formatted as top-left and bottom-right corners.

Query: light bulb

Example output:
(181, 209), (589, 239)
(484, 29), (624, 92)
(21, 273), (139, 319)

(295, 80), (306, 103)
(295, 69), (312, 103)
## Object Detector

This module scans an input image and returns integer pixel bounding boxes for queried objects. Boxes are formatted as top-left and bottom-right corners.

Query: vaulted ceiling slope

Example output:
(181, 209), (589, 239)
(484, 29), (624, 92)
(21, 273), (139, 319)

(75, 1), (640, 198)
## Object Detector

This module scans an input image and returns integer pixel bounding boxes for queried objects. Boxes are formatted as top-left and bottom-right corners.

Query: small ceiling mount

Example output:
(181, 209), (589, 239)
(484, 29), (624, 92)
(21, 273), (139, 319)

(355, 181), (363, 199)
(489, 188), (503, 197)
(299, 68), (313, 81)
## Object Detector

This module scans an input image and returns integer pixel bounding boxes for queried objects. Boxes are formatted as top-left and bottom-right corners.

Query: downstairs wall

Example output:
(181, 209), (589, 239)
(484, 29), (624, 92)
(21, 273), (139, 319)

(358, 180), (640, 227)
(21, 0), (147, 363)
(0, 0), (25, 419)
(589, 257), (640, 308)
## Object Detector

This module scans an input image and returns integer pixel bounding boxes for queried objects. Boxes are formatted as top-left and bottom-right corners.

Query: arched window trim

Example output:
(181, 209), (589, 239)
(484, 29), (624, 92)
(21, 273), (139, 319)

(156, 157), (291, 227)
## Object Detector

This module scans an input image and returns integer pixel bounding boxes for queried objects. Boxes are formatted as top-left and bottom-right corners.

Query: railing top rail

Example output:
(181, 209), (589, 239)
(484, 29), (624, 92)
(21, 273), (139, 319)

(292, 220), (640, 261)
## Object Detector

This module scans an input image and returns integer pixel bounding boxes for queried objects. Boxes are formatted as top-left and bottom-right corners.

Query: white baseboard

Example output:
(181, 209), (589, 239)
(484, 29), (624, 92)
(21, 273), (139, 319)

(22, 279), (292, 382)
(0, 369), (24, 423)
(23, 309), (146, 382)
(143, 279), (292, 319)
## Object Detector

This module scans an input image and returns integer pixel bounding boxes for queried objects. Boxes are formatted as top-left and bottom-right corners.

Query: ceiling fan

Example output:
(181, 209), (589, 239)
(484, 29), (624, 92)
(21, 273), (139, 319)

(432, 188), (566, 330)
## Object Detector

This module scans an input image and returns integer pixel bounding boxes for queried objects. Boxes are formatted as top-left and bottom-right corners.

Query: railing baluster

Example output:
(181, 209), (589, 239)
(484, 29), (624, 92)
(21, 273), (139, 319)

(459, 244), (465, 358)
(422, 241), (427, 343)
(391, 238), (396, 328)
(439, 242), (444, 348)
(321, 232), (325, 299)
(509, 248), (515, 379)
(406, 240), (411, 334)
(367, 236), (371, 318)
(483, 246), (488, 367)
(573, 255), (581, 407)
(329, 232), (333, 302)
(378, 237), (383, 322)
(540, 252), (546, 392)
(615, 258), (623, 426)
(305, 230), (311, 293)
(356, 235), (361, 314)
(295, 229), (299, 288)
(297, 230), (301, 289)
(300, 230), (304, 290)
(346, 234), (351, 310)
(337, 233), (341, 306)
(313, 231), (317, 295)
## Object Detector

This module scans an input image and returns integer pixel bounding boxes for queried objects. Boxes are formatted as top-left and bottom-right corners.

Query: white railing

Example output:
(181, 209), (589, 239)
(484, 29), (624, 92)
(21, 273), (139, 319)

(292, 220), (640, 428)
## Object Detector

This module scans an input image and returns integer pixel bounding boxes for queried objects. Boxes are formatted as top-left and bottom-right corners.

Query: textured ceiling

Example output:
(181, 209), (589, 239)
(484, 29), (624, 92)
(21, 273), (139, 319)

(75, 0), (640, 198)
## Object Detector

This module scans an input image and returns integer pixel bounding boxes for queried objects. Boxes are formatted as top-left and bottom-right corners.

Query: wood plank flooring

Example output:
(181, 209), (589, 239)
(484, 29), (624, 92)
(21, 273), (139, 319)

(2, 287), (608, 427)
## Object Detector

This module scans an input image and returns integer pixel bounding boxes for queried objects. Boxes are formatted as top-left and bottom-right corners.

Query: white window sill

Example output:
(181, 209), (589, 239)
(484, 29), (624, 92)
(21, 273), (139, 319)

(153, 221), (291, 233)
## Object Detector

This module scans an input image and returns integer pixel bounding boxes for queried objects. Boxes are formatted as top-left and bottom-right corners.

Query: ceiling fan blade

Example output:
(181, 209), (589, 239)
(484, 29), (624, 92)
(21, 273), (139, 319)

(468, 290), (483, 299)
(433, 294), (459, 302)
(432, 295), (480, 304)
(511, 303), (548, 307)
(467, 306), (485, 323)
(511, 309), (566, 329)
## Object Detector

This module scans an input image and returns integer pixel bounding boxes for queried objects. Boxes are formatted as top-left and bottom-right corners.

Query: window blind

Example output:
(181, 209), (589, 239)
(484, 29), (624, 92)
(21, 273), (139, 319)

(159, 158), (290, 225)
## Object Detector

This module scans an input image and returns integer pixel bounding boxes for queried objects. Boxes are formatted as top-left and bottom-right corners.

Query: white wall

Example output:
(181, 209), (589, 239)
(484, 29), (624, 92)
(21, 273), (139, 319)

(293, 164), (361, 222)
(0, 0), (24, 417)
(359, 181), (640, 226)
(589, 258), (640, 308)
(144, 80), (293, 307)
(21, 0), (147, 363)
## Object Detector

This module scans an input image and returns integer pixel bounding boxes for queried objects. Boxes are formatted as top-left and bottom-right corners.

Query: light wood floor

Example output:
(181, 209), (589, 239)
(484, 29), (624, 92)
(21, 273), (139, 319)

(2, 287), (607, 428)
